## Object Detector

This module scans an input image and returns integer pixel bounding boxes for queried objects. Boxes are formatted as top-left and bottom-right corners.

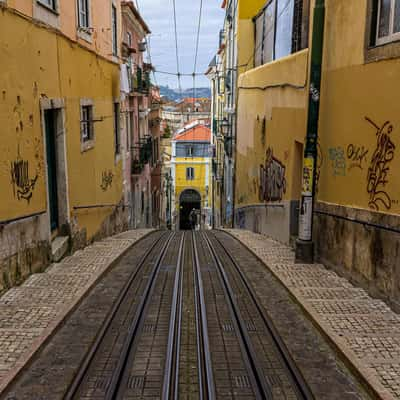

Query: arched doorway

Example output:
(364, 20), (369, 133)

(179, 189), (201, 230)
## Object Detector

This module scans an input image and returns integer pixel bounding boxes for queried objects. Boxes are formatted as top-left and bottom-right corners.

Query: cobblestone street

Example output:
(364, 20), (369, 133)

(0, 229), (153, 394)
(0, 230), (387, 399)
(227, 229), (400, 400)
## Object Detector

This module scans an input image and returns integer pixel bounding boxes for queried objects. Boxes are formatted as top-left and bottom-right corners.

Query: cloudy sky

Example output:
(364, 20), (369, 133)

(137, 0), (225, 89)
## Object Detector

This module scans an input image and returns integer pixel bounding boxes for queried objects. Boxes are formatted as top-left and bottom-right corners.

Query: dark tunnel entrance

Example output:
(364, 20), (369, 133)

(179, 189), (201, 230)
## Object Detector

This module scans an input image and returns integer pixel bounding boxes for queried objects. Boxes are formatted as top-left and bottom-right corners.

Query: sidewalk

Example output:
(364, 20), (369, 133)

(226, 229), (400, 400)
(0, 229), (153, 394)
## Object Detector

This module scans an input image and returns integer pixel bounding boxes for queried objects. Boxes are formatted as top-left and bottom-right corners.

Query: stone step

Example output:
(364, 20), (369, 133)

(51, 236), (69, 262)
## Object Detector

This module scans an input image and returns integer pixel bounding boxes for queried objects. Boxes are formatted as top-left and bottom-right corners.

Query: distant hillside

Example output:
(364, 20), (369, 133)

(159, 85), (211, 101)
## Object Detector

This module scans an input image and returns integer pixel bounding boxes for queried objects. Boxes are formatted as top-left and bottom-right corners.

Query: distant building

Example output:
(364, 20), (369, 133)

(171, 124), (212, 230)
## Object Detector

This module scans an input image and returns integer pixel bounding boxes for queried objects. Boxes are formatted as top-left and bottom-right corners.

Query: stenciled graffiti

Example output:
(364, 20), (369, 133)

(328, 147), (346, 176)
(365, 117), (396, 211)
(347, 144), (369, 170)
(10, 158), (38, 203)
(100, 170), (114, 192)
(259, 147), (287, 202)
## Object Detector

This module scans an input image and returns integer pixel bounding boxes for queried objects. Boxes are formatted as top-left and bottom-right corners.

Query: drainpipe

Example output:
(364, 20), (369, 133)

(295, 0), (325, 263)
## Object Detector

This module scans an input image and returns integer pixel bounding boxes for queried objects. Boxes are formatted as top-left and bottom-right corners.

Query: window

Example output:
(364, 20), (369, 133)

(112, 5), (118, 56)
(81, 105), (93, 142)
(78, 0), (90, 28)
(186, 167), (195, 181)
(39, 0), (57, 11)
(254, 0), (307, 67)
(376, 0), (400, 45)
(114, 103), (120, 154)
(126, 31), (132, 48)
(186, 146), (194, 157)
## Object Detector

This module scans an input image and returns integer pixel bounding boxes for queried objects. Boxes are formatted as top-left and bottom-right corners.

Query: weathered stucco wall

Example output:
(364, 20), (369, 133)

(235, 50), (308, 243)
(0, 7), (124, 288)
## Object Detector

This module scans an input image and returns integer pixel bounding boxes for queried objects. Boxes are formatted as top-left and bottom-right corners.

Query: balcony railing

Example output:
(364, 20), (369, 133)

(131, 66), (150, 95)
(131, 136), (153, 175)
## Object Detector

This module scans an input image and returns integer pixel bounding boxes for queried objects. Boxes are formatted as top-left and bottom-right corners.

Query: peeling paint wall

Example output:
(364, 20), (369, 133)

(0, 3), (125, 288)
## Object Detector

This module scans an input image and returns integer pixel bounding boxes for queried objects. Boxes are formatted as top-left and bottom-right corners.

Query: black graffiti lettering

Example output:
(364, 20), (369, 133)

(259, 147), (286, 202)
(100, 170), (114, 191)
(347, 144), (369, 170)
(365, 117), (395, 211)
(10, 159), (38, 204)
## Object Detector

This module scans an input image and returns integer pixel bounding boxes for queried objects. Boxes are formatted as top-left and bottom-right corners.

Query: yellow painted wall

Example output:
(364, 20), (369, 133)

(235, 0), (400, 217)
(236, 50), (309, 207)
(0, 8), (122, 238)
(318, 0), (400, 215)
(174, 158), (211, 208)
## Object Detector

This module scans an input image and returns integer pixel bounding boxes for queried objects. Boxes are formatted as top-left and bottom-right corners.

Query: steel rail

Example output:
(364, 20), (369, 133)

(64, 231), (169, 400)
(202, 232), (273, 400)
(192, 231), (216, 400)
(106, 232), (176, 399)
(162, 232), (185, 400)
(210, 231), (315, 400)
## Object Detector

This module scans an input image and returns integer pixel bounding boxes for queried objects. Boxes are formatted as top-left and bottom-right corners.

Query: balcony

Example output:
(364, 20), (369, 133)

(130, 66), (151, 96)
(131, 136), (153, 175)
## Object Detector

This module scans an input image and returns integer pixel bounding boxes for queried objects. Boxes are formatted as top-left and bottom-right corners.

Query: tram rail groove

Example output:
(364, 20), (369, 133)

(64, 231), (169, 400)
(192, 231), (216, 400)
(208, 231), (315, 400)
(107, 232), (176, 399)
(202, 232), (273, 400)
(64, 231), (174, 400)
(162, 232), (185, 400)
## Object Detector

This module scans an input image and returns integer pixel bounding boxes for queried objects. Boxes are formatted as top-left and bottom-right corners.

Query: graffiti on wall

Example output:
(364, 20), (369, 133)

(365, 117), (396, 211)
(100, 170), (114, 192)
(10, 158), (38, 204)
(347, 144), (369, 170)
(259, 147), (287, 202)
(328, 147), (346, 176)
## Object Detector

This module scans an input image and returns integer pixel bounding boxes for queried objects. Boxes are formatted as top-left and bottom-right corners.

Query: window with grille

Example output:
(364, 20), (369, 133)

(78, 0), (90, 28)
(81, 105), (93, 142)
(186, 167), (195, 181)
(375, 0), (400, 45)
(254, 0), (307, 67)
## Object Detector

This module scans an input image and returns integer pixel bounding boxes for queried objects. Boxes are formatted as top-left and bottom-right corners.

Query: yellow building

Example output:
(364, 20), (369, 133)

(228, 0), (400, 308)
(0, 0), (125, 290)
(171, 124), (212, 230)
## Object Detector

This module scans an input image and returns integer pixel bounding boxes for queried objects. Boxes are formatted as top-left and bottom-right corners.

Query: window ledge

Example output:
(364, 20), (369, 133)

(81, 139), (95, 153)
(77, 28), (93, 44)
(36, 0), (59, 15)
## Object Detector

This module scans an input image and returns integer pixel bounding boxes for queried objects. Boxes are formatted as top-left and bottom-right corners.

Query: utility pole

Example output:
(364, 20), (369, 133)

(295, 0), (325, 263)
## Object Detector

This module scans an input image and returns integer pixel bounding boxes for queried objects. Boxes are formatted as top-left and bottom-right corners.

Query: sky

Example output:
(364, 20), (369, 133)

(137, 0), (225, 89)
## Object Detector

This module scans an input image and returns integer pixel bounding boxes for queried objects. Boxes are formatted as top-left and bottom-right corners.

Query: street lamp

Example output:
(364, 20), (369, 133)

(220, 117), (229, 136)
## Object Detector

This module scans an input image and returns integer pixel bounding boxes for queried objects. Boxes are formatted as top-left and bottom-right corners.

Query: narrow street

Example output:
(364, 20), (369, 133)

(2, 231), (370, 400)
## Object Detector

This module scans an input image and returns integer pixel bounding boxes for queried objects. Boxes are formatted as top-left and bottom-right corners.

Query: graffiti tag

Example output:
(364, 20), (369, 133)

(10, 159), (38, 203)
(100, 170), (114, 192)
(365, 117), (396, 211)
(347, 144), (369, 170)
(259, 147), (286, 202)
(328, 147), (346, 176)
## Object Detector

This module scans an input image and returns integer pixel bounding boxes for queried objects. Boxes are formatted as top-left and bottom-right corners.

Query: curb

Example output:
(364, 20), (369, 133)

(221, 229), (395, 400)
(0, 229), (156, 396)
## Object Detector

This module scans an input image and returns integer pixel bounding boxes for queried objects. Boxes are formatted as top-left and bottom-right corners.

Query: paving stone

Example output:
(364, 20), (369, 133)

(226, 228), (400, 400)
(0, 229), (153, 393)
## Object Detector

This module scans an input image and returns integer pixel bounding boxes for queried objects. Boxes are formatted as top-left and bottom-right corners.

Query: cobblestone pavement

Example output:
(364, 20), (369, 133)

(226, 229), (400, 400)
(0, 229), (153, 393)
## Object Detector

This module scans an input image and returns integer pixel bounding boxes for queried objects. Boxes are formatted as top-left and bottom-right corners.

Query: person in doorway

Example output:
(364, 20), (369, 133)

(189, 208), (196, 230)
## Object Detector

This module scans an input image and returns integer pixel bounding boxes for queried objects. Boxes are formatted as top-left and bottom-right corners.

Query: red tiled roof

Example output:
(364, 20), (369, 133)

(174, 125), (211, 142)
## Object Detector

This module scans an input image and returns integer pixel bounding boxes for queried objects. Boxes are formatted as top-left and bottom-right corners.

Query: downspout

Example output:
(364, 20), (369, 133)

(295, 0), (325, 263)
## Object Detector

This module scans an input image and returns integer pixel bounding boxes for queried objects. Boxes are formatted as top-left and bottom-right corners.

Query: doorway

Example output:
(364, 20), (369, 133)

(179, 189), (201, 230)
(44, 109), (59, 232)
